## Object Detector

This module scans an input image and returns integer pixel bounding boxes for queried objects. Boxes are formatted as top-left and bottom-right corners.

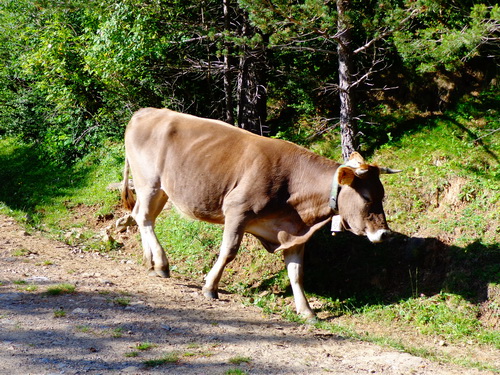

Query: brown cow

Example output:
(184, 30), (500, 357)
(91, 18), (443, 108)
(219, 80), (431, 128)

(122, 108), (400, 318)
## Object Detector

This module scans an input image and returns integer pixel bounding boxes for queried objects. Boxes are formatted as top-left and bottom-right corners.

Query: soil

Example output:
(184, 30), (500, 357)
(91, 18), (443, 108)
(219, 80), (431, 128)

(0, 213), (494, 375)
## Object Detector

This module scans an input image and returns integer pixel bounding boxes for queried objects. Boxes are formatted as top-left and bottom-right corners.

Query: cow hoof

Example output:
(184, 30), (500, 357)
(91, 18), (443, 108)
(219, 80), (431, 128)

(156, 269), (170, 278)
(305, 316), (319, 324)
(299, 311), (316, 321)
(148, 269), (170, 278)
(202, 288), (218, 299)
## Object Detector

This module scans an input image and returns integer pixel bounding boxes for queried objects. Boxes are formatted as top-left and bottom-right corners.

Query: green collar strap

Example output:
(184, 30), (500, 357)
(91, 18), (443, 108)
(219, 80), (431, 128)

(329, 166), (343, 212)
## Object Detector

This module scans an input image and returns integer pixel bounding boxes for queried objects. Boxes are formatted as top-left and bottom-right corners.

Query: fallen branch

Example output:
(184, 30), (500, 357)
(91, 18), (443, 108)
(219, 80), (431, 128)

(474, 128), (500, 142)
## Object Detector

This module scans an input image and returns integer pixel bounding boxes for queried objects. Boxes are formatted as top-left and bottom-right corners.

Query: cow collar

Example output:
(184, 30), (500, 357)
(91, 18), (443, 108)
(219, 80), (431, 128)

(329, 158), (360, 212)
(329, 166), (343, 212)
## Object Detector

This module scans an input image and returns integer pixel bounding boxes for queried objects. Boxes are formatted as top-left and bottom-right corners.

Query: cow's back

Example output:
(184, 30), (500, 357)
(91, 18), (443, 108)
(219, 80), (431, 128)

(125, 108), (307, 224)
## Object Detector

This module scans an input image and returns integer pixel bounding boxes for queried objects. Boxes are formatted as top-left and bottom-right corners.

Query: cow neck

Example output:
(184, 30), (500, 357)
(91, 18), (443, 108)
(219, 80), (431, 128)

(329, 165), (343, 212)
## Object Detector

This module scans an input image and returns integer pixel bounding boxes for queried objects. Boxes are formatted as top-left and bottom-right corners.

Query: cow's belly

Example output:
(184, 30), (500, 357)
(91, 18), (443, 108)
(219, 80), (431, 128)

(246, 217), (303, 249)
(170, 200), (225, 225)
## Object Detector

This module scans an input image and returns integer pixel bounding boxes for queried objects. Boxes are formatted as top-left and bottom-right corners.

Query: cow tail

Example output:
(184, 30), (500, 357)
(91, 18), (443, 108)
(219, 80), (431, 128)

(121, 157), (136, 211)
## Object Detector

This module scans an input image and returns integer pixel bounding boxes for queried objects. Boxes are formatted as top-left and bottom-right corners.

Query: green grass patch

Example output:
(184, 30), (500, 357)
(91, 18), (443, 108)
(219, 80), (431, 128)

(11, 248), (31, 257)
(46, 283), (76, 295)
(228, 356), (252, 365)
(136, 342), (156, 351)
(75, 325), (92, 333)
(143, 352), (179, 367)
(17, 284), (38, 292)
(53, 309), (67, 318)
(112, 297), (131, 306)
(109, 327), (124, 338)
(0, 137), (123, 235)
(361, 293), (489, 343)
(226, 370), (247, 375)
(154, 209), (222, 277)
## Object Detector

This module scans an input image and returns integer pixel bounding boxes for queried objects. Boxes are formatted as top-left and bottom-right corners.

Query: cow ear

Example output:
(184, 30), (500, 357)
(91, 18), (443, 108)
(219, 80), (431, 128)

(337, 166), (356, 186)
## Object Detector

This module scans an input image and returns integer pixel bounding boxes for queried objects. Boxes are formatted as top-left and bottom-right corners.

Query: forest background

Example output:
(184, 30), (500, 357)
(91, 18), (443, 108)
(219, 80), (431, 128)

(0, 0), (498, 162)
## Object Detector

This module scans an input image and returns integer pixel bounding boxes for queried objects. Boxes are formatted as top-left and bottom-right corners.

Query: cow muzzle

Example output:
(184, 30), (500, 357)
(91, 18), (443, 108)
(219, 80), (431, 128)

(366, 228), (391, 243)
(331, 216), (392, 243)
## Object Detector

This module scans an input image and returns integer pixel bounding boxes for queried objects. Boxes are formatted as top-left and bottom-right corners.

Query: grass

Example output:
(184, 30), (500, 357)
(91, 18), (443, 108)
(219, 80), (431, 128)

(46, 283), (76, 295)
(17, 284), (38, 292)
(112, 297), (131, 306)
(53, 309), (67, 318)
(0, 137), (123, 236)
(0, 91), (498, 371)
(75, 325), (92, 333)
(228, 356), (252, 365)
(136, 342), (156, 351)
(11, 248), (31, 257)
(226, 370), (247, 375)
(360, 293), (499, 347)
(108, 327), (125, 338)
(143, 352), (179, 367)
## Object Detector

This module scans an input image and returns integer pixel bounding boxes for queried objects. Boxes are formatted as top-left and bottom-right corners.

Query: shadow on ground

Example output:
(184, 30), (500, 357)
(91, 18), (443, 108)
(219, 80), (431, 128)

(302, 226), (500, 307)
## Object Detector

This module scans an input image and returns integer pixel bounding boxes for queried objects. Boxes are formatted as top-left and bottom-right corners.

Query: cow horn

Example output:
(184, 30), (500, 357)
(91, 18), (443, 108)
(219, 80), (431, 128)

(379, 167), (403, 174)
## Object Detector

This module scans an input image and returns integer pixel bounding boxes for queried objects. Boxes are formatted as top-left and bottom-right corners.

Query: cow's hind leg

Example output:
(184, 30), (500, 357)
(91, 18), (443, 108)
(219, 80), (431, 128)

(132, 187), (169, 278)
(284, 244), (315, 319)
(202, 219), (244, 299)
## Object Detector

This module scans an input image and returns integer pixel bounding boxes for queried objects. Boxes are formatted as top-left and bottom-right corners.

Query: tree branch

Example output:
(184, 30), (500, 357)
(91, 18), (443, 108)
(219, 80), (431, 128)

(354, 7), (422, 55)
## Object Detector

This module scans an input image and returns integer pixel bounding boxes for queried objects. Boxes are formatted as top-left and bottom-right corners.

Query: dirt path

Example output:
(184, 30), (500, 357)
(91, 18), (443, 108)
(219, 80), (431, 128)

(0, 214), (492, 375)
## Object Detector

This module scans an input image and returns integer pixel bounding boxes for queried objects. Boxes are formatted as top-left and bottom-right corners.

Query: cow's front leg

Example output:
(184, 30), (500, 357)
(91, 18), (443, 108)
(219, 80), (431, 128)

(284, 244), (315, 319)
(202, 221), (244, 299)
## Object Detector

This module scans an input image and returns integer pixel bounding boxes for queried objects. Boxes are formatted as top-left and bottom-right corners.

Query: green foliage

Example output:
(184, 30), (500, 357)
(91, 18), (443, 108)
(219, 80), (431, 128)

(1, 0), (495, 164)
(375, 90), (499, 245)
(392, 3), (499, 72)
(0, 136), (123, 228)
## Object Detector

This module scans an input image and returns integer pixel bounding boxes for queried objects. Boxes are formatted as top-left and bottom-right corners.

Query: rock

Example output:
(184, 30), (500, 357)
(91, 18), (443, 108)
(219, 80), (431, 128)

(26, 276), (50, 282)
(107, 179), (134, 191)
(115, 214), (137, 232)
(487, 283), (500, 303)
(161, 324), (173, 331)
(72, 308), (89, 314)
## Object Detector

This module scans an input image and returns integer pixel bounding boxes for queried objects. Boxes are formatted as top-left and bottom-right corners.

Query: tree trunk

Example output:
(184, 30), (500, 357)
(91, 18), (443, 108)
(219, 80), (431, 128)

(236, 18), (268, 135)
(223, 0), (234, 124)
(336, 0), (358, 162)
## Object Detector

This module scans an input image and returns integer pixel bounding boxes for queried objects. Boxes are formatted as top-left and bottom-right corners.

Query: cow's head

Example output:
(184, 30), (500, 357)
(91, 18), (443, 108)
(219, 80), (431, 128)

(332, 152), (400, 243)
